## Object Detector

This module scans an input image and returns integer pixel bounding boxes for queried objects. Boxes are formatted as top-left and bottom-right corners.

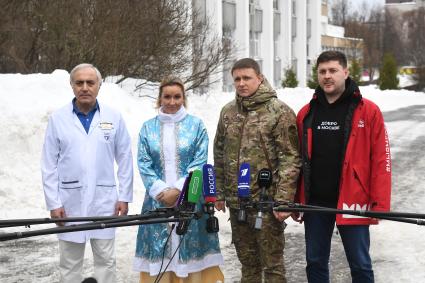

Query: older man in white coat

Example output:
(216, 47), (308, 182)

(41, 63), (133, 283)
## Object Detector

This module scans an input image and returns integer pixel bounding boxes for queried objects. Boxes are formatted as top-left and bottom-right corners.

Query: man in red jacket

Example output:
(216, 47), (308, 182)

(294, 51), (391, 283)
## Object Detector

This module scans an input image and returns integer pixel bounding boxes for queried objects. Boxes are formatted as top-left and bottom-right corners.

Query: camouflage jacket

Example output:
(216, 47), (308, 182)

(213, 79), (301, 208)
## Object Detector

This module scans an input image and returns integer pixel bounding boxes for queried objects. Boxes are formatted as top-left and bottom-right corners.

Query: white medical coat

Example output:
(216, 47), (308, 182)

(41, 101), (133, 243)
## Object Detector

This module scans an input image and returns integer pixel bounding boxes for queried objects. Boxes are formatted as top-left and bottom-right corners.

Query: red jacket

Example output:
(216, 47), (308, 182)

(296, 91), (391, 225)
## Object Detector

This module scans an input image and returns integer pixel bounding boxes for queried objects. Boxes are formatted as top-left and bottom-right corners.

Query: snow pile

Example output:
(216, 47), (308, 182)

(1, 71), (425, 282)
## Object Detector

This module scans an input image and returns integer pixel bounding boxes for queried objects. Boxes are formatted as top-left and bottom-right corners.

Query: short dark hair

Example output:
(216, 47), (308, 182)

(231, 58), (261, 75)
(317, 51), (348, 68)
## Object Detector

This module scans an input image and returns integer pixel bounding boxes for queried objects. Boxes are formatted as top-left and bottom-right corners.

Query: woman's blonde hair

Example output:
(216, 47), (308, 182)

(156, 76), (187, 108)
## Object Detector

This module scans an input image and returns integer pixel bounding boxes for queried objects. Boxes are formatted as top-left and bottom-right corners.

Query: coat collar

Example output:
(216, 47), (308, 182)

(158, 106), (187, 123)
(236, 78), (277, 112)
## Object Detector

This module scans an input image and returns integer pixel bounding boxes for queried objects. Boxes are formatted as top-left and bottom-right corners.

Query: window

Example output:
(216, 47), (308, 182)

(256, 59), (263, 72)
(292, 16), (297, 38)
(222, 1), (236, 30)
(249, 0), (262, 58)
(292, 0), (297, 37)
(223, 59), (236, 92)
(274, 59), (282, 86)
(274, 39), (279, 57)
(292, 59), (298, 74)
(249, 31), (260, 57)
(273, 0), (279, 10)
(193, 59), (209, 94)
(250, 9), (263, 32)
(307, 19), (311, 38)
(274, 11), (281, 37)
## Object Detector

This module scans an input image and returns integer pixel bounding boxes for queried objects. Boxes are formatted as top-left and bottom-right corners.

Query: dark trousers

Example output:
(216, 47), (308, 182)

(304, 212), (374, 283)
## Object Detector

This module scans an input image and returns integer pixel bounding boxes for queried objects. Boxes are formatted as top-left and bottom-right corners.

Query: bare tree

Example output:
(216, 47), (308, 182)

(0, 0), (233, 92)
(344, 3), (384, 83)
(0, 0), (47, 72)
(330, 0), (351, 26)
(364, 8), (385, 82)
(186, 7), (232, 92)
(125, 0), (233, 92)
(383, 8), (406, 65)
(0, 0), (101, 72)
(405, 7), (425, 90)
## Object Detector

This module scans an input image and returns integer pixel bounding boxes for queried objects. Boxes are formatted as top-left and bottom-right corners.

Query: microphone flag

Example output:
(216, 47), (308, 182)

(237, 162), (250, 198)
(237, 162), (250, 223)
(177, 169), (202, 235)
(175, 171), (193, 207)
(202, 164), (219, 233)
(188, 169), (202, 205)
(202, 164), (216, 203)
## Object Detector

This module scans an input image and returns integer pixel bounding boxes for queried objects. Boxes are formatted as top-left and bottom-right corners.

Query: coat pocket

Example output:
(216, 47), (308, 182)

(60, 180), (83, 189)
(93, 180), (118, 215)
(59, 180), (82, 216)
(353, 167), (370, 199)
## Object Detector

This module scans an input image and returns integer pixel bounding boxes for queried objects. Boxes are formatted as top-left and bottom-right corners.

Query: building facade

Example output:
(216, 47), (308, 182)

(386, 0), (425, 13)
(196, 0), (363, 91)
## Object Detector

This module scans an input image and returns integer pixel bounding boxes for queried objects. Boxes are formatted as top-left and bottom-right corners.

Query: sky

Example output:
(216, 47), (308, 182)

(329, 0), (386, 13)
(1, 71), (425, 282)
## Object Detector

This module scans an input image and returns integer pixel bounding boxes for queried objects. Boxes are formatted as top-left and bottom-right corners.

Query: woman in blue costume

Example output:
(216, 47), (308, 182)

(133, 76), (224, 283)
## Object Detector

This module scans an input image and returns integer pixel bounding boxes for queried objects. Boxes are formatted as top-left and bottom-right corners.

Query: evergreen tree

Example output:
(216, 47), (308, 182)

(349, 58), (362, 85)
(307, 64), (319, 89)
(281, 67), (298, 88)
(379, 53), (399, 90)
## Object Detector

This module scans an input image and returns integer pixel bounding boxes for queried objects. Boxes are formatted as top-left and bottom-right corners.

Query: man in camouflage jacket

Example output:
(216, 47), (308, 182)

(214, 58), (301, 283)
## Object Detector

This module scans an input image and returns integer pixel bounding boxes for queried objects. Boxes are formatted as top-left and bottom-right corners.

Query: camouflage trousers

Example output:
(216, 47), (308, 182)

(229, 208), (286, 283)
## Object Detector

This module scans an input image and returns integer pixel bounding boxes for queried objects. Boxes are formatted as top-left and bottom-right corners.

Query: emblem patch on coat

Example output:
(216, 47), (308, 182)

(99, 122), (114, 130)
(99, 122), (113, 141)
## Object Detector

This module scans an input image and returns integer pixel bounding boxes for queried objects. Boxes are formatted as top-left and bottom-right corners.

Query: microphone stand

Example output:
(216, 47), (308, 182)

(274, 202), (425, 225)
(237, 197), (250, 223)
(254, 168), (273, 230)
(254, 188), (275, 229)
(0, 208), (198, 242)
(204, 202), (219, 233)
(0, 215), (194, 242)
(176, 201), (195, 235)
(254, 190), (265, 230)
(0, 214), (156, 228)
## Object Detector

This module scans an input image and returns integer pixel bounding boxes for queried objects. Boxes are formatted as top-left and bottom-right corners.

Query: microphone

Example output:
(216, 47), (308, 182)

(202, 164), (219, 233)
(237, 162), (251, 223)
(176, 169), (202, 235)
(175, 171), (193, 207)
(254, 168), (272, 230)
